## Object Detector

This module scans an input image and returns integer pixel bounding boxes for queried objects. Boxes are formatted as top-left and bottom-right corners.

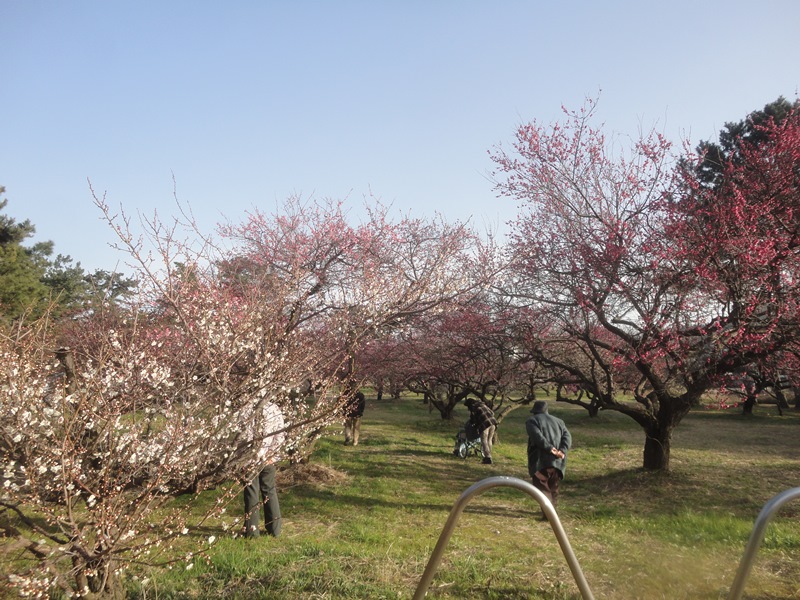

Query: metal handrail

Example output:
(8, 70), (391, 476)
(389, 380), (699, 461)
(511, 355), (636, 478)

(412, 476), (595, 599)
(727, 486), (800, 600)
(414, 478), (799, 599)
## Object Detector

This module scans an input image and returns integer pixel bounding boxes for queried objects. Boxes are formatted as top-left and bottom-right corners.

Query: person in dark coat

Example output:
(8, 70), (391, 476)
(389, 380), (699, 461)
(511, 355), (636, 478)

(526, 400), (571, 515)
(464, 398), (497, 464)
(343, 390), (366, 445)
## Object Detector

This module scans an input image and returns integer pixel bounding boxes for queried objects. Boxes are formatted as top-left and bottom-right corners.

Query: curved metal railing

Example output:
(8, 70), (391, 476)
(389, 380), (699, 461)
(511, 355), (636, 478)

(727, 486), (800, 600)
(412, 476), (595, 599)
(413, 477), (800, 600)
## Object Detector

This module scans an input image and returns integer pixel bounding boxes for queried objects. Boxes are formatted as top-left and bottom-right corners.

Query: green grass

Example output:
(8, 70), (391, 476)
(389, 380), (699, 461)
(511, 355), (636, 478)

(8, 398), (800, 599)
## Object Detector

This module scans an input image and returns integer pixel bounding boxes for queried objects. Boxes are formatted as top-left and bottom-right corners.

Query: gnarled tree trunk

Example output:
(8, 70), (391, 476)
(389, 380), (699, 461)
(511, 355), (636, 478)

(73, 555), (125, 600)
(642, 423), (673, 471)
(639, 394), (694, 471)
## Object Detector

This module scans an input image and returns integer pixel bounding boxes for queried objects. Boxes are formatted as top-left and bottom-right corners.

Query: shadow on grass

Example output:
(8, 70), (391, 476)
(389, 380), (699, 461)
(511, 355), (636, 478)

(567, 460), (800, 522)
(287, 486), (455, 512)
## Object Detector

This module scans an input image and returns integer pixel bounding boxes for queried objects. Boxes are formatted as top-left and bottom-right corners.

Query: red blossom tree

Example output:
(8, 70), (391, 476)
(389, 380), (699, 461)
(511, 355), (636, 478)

(492, 98), (800, 470)
(667, 101), (800, 413)
(360, 291), (535, 421)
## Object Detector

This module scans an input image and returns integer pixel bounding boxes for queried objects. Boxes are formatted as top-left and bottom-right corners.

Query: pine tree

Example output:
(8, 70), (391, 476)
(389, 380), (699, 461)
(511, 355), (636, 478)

(0, 187), (49, 320)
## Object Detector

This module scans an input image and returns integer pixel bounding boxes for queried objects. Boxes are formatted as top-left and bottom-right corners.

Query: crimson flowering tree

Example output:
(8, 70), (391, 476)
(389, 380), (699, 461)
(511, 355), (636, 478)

(492, 99), (694, 470)
(0, 193), (483, 597)
(667, 102), (800, 410)
(360, 291), (533, 421)
(493, 98), (800, 470)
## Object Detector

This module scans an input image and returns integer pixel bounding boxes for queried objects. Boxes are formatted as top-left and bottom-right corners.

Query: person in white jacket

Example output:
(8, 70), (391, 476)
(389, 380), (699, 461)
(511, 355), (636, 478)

(242, 400), (285, 538)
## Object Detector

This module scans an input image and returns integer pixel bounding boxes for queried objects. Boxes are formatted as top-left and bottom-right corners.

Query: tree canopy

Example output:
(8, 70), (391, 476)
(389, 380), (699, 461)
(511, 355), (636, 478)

(490, 97), (800, 470)
(0, 188), (50, 319)
(0, 187), (136, 322)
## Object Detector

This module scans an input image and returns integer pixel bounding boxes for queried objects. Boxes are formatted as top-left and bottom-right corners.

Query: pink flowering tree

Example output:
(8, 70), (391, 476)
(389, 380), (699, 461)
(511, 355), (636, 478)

(0, 193), (484, 597)
(491, 99), (692, 470)
(359, 290), (535, 421)
(217, 196), (493, 400)
(667, 102), (800, 413)
(492, 98), (800, 470)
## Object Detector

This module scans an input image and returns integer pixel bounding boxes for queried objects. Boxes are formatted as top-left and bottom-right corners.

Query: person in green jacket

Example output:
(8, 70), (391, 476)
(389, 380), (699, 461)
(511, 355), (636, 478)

(526, 400), (571, 515)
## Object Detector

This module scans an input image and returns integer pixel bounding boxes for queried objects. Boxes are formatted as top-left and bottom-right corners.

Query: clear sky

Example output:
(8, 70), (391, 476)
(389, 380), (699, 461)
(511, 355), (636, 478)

(2, 1), (799, 272)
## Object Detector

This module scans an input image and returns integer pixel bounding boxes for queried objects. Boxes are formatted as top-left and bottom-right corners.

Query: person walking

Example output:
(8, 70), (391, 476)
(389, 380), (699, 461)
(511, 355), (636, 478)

(242, 400), (285, 538)
(464, 398), (497, 465)
(526, 400), (571, 517)
(343, 390), (366, 446)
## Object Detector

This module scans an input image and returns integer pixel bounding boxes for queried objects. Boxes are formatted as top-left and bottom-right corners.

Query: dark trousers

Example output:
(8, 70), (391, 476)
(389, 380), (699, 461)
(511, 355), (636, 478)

(533, 467), (560, 510)
(243, 464), (281, 537)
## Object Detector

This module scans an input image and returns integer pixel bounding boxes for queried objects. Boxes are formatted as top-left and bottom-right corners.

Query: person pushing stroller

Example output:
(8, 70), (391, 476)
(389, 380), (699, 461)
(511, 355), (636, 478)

(453, 418), (482, 459)
(463, 398), (497, 465)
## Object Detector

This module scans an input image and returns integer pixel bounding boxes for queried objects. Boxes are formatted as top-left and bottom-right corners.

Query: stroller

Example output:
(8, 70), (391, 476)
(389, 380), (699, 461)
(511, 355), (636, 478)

(452, 420), (483, 459)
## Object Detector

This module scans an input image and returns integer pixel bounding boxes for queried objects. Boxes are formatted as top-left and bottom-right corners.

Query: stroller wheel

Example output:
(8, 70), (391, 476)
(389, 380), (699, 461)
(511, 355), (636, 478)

(457, 443), (468, 459)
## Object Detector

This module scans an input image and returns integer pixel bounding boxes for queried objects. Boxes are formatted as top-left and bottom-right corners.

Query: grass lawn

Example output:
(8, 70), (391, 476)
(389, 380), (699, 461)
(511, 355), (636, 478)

(9, 396), (800, 599)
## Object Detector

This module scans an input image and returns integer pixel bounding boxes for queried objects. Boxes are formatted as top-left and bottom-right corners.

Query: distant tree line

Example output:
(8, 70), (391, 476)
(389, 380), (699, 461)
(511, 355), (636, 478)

(0, 186), (136, 322)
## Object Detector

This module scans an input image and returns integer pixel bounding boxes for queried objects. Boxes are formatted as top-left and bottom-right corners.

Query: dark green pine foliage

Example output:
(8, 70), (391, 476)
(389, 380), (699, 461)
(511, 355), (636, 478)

(0, 187), (137, 321)
(0, 187), (50, 320)
(693, 96), (799, 188)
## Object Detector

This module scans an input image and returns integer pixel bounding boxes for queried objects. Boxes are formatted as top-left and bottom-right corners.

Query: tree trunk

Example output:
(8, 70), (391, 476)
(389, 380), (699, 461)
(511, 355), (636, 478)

(775, 387), (788, 416)
(742, 394), (757, 415)
(587, 402), (600, 418)
(73, 557), (125, 600)
(640, 395), (694, 471)
(55, 347), (77, 394)
(435, 401), (455, 420)
(642, 424), (672, 471)
(286, 426), (325, 464)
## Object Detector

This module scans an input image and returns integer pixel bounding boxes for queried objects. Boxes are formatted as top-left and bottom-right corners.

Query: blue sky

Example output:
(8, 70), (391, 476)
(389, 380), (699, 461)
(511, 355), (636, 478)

(2, 1), (799, 272)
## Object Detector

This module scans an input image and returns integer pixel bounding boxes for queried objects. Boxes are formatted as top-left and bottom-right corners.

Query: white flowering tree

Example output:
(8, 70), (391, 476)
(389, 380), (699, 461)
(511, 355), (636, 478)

(0, 194), (486, 598)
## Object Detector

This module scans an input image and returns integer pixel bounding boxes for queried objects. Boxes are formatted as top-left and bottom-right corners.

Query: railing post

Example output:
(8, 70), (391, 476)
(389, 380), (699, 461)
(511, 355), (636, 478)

(415, 481), (800, 599)
(727, 486), (800, 600)
(413, 476), (594, 599)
